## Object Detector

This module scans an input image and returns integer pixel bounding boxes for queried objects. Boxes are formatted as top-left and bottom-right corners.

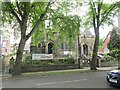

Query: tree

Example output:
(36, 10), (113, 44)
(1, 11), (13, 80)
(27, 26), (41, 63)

(108, 27), (120, 64)
(108, 27), (120, 50)
(2, 1), (81, 75)
(31, 2), (81, 68)
(2, 1), (52, 76)
(31, 2), (81, 52)
(83, 0), (119, 70)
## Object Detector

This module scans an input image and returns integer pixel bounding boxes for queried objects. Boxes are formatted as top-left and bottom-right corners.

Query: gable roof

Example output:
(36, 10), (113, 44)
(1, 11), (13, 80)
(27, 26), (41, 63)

(80, 30), (94, 37)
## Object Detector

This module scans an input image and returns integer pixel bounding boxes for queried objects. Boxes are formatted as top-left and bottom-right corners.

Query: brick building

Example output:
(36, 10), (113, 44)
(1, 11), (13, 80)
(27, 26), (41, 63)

(102, 31), (111, 54)
(2, 39), (11, 56)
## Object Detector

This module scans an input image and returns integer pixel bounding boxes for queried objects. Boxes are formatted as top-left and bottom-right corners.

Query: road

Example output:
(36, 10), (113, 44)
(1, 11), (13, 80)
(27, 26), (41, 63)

(2, 71), (120, 89)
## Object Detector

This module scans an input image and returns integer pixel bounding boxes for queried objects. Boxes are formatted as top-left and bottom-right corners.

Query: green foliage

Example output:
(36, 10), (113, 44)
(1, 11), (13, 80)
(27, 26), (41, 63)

(52, 15), (80, 49)
(64, 57), (75, 64)
(22, 56), (32, 66)
(99, 38), (103, 49)
(81, 0), (119, 70)
(83, 1), (118, 29)
(108, 28), (120, 63)
(108, 29), (120, 50)
(31, 2), (81, 50)
(2, 2), (47, 24)
(31, 22), (46, 46)
(103, 54), (115, 62)
(108, 49), (120, 59)
(2, 1), (52, 75)
(22, 55), (75, 66)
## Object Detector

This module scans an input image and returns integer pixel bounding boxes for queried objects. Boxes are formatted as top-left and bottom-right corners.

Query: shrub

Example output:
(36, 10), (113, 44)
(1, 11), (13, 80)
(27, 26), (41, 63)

(109, 49), (120, 59)
(22, 56), (32, 66)
(101, 54), (115, 62)
(52, 59), (60, 64)
(22, 55), (75, 67)
(64, 57), (75, 64)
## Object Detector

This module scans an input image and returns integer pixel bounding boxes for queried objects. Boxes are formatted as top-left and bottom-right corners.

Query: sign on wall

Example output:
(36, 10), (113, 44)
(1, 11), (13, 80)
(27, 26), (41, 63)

(64, 51), (72, 55)
(32, 54), (53, 60)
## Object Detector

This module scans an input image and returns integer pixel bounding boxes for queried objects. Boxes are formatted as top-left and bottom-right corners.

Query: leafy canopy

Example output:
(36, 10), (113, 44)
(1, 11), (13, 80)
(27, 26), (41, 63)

(108, 27), (120, 50)
(31, 2), (81, 50)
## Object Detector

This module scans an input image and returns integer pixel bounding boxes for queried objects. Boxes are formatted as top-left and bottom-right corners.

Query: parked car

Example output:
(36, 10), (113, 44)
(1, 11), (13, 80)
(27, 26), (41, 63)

(106, 66), (120, 87)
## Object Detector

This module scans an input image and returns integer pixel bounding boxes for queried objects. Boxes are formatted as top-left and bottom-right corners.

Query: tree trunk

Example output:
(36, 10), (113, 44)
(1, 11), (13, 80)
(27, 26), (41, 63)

(77, 35), (83, 69)
(12, 38), (26, 76)
(90, 28), (99, 70)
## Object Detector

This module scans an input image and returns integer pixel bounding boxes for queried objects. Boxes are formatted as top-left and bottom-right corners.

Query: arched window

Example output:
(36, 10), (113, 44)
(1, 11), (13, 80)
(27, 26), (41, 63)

(48, 42), (54, 54)
(83, 44), (88, 56)
(38, 43), (42, 48)
(38, 42), (46, 53)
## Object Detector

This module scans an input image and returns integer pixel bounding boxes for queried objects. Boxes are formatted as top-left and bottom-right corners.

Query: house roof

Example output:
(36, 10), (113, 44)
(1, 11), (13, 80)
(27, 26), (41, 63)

(80, 30), (94, 37)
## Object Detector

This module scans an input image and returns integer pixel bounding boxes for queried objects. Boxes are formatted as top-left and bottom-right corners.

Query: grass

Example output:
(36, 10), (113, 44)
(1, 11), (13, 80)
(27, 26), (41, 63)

(22, 69), (91, 77)
(3, 69), (94, 80)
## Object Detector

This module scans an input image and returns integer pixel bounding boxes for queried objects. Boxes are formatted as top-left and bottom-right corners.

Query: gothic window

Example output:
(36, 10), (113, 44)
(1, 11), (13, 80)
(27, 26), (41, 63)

(38, 42), (46, 53)
(38, 43), (42, 48)
(48, 42), (54, 54)
(83, 44), (88, 56)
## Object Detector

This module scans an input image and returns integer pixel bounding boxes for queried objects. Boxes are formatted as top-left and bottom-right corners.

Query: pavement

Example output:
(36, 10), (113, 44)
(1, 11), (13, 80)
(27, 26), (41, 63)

(1, 66), (118, 79)
(2, 67), (119, 88)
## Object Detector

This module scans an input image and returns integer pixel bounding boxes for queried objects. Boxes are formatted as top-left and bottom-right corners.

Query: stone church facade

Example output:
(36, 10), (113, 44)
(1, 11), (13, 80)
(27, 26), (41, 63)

(30, 30), (95, 62)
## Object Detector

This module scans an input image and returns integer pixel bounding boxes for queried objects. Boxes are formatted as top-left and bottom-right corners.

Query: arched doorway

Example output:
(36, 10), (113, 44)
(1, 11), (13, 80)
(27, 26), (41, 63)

(48, 42), (54, 54)
(83, 44), (88, 56)
(38, 43), (42, 48)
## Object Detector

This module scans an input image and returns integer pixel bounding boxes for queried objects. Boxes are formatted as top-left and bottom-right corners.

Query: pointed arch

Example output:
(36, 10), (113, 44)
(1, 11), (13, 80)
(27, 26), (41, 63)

(48, 42), (54, 54)
(83, 44), (88, 56)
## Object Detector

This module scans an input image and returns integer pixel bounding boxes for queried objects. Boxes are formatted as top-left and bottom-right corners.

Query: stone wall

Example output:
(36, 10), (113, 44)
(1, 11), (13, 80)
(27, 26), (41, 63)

(100, 62), (118, 67)
(21, 64), (78, 73)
